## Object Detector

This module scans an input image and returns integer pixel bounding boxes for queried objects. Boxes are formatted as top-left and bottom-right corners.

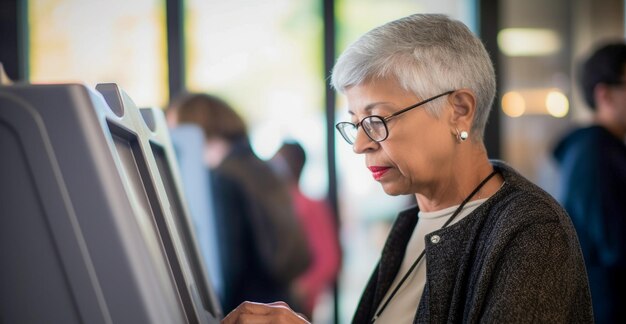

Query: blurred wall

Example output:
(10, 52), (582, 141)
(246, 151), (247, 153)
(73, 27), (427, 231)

(499, 0), (624, 197)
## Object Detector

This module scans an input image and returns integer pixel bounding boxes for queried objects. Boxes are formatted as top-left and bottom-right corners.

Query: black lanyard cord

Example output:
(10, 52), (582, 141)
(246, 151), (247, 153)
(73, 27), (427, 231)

(371, 169), (498, 323)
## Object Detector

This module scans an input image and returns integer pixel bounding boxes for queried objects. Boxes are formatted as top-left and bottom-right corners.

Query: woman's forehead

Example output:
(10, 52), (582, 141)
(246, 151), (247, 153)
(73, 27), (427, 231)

(345, 81), (417, 112)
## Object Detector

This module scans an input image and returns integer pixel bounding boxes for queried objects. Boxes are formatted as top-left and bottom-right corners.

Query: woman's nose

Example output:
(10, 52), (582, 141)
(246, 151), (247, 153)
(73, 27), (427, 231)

(352, 128), (378, 154)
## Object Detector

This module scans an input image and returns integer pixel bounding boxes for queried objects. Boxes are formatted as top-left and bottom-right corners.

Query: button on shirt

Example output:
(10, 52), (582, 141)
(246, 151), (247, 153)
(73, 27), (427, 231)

(374, 198), (488, 323)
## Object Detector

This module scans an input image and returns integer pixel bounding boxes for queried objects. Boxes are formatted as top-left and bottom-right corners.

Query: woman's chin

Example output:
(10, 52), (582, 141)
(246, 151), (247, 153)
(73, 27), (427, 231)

(380, 184), (406, 196)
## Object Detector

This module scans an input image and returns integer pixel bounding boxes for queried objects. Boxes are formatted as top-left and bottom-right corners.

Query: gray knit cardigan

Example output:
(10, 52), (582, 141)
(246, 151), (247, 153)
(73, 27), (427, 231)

(352, 161), (594, 323)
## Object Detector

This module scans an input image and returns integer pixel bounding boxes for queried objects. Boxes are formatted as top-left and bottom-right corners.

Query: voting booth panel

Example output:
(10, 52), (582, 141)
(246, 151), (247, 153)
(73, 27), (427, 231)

(168, 124), (224, 301)
(0, 83), (221, 323)
(97, 83), (222, 320)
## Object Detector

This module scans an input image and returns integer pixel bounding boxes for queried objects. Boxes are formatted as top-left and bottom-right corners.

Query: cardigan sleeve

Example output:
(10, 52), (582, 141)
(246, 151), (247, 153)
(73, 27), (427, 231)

(478, 220), (593, 323)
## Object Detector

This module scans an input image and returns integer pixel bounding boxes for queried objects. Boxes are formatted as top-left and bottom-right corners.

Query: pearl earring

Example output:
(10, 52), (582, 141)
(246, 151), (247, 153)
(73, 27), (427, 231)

(456, 128), (469, 142)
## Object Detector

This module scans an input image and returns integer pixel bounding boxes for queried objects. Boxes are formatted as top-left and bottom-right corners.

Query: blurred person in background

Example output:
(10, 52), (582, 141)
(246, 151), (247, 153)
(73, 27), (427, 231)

(270, 141), (342, 320)
(553, 42), (626, 324)
(223, 14), (592, 323)
(173, 93), (311, 313)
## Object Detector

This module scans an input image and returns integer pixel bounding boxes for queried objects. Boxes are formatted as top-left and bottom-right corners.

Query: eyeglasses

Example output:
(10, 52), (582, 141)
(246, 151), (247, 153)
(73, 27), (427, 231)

(335, 90), (454, 145)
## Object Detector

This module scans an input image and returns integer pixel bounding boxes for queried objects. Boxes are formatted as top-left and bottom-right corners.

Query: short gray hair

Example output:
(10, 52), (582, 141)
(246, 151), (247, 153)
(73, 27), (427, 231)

(331, 14), (496, 140)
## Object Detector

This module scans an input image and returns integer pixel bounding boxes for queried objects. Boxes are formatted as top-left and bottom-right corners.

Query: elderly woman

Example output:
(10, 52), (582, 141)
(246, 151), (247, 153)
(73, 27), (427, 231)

(223, 14), (593, 323)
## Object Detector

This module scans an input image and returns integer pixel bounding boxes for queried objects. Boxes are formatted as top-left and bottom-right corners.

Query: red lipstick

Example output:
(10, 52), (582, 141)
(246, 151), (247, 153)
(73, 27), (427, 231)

(368, 166), (390, 180)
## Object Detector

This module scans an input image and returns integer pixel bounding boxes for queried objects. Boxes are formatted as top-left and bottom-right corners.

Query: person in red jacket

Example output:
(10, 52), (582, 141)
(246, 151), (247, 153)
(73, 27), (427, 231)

(271, 141), (342, 320)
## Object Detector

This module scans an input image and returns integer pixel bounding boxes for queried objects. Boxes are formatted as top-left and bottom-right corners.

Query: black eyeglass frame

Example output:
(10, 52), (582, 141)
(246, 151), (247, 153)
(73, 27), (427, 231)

(335, 90), (455, 144)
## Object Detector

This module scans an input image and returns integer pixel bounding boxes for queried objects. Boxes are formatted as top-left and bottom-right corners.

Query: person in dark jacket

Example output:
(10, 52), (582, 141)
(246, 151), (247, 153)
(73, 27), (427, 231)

(553, 42), (626, 324)
(223, 14), (593, 323)
(174, 93), (311, 313)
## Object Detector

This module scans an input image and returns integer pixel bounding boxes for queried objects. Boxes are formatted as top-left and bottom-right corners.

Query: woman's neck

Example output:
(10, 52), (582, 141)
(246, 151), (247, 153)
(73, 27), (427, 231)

(415, 150), (503, 212)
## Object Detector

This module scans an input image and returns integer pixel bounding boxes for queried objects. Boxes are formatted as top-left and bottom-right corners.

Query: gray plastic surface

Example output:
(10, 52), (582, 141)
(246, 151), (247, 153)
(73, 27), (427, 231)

(169, 124), (224, 304)
(0, 83), (221, 323)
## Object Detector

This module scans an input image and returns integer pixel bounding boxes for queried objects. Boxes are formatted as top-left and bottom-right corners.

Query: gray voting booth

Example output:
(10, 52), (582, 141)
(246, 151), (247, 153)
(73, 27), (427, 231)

(0, 83), (222, 323)
(168, 124), (223, 300)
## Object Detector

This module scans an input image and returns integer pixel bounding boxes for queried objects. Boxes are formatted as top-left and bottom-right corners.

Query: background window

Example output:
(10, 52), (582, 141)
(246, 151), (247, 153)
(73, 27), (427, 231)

(184, 0), (327, 199)
(28, 0), (168, 108)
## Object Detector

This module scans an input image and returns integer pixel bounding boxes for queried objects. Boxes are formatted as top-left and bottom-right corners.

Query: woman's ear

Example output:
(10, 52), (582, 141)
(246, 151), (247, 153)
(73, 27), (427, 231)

(448, 89), (476, 130)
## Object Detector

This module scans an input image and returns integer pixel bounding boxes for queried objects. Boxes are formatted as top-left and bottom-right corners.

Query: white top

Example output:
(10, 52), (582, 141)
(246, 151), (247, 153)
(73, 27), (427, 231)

(374, 198), (488, 324)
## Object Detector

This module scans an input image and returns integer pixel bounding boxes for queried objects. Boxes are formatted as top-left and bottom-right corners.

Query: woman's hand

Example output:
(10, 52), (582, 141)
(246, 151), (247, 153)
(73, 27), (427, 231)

(221, 301), (310, 324)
